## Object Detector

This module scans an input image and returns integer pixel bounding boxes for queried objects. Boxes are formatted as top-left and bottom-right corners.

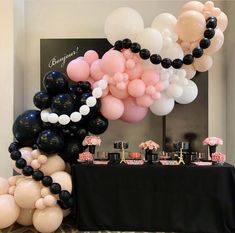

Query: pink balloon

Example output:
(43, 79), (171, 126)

(33, 206), (63, 233)
(109, 85), (129, 99)
(193, 55), (213, 72)
(0, 177), (9, 195)
(136, 95), (154, 108)
(101, 87), (109, 97)
(67, 58), (90, 82)
(141, 69), (160, 85)
(101, 50), (125, 76)
(126, 59), (135, 69)
(90, 59), (104, 81)
(0, 194), (20, 229)
(204, 29), (224, 55)
(14, 179), (42, 209)
(122, 49), (134, 59)
(128, 79), (146, 97)
(84, 50), (99, 65)
(121, 97), (148, 123)
(155, 81), (166, 92)
(181, 1), (204, 13)
(145, 85), (156, 95)
(100, 95), (124, 120)
(126, 63), (143, 80)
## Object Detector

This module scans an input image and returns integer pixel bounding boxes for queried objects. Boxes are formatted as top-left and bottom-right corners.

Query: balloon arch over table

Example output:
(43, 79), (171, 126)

(0, 1), (228, 232)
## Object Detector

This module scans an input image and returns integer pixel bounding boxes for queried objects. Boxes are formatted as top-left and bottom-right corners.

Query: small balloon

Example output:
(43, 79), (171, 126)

(193, 55), (213, 72)
(51, 171), (72, 193)
(33, 91), (51, 110)
(51, 94), (74, 115)
(17, 208), (35, 226)
(84, 50), (99, 65)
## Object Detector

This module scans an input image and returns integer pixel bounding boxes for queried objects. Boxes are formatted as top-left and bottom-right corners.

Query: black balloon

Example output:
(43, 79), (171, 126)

(13, 110), (42, 146)
(77, 92), (91, 106)
(33, 91), (51, 109)
(75, 128), (88, 140)
(77, 81), (92, 92)
(36, 129), (64, 154)
(43, 71), (68, 95)
(88, 114), (109, 135)
(51, 94), (74, 115)
(59, 137), (85, 163)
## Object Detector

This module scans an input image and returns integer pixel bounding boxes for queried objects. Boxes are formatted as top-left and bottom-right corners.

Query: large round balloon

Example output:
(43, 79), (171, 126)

(176, 10), (206, 42)
(36, 129), (64, 154)
(0, 177), (9, 195)
(135, 27), (163, 54)
(33, 206), (63, 233)
(121, 97), (148, 123)
(17, 208), (35, 226)
(100, 95), (124, 120)
(40, 154), (66, 175)
(51, 171), (72, 193)
(175, 80), (198, 104)
(51, 94), (75, 115)
(59, 137), (84, 163)
(14, 179), (41, 209)
(150, 93), (175, 116)
(104, 7), (144, 45)
(87, 114), (109, 135)
(0, 194), (20, 229)
(33, 91), (51, 109)
(43, 71), (68, 95)
(13, 110), (42, 146)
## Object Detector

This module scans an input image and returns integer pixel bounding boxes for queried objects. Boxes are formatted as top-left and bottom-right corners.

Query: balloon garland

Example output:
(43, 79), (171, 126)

(0, 1), (228, 232)
(113, 16), (217, 69)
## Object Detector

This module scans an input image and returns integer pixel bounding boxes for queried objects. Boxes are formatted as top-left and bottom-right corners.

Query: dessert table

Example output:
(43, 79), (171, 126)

(72, 163), (235, 233)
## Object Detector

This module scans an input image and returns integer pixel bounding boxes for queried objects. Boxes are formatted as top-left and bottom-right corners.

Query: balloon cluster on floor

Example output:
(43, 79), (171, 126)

(67, 1), (227, 121)
(0, 71), (109, 232)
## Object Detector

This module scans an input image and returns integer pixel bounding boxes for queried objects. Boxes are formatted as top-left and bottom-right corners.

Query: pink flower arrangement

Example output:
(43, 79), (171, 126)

(83, 135), (102, 146)
(79, 151), (93, 161)
(203, 137), (223, 146)
(211, 152), (226, 163)
(139, 140), (159, 150)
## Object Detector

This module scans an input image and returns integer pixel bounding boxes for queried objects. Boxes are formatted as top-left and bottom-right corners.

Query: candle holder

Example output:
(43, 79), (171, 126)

(114, 141), (128, 164)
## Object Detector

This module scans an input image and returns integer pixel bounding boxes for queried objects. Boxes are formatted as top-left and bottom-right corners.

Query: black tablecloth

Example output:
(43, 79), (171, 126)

(72, 163), (235, 233)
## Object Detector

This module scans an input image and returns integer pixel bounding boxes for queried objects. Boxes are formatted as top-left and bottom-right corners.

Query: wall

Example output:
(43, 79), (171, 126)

(0, 0), (230, 177)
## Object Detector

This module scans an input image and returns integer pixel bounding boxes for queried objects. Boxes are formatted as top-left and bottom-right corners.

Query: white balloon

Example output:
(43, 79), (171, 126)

(166, 84), (183, 98)
(98, 79), (108, 90)
(150, 93), (175, 116)
(104, 7), (144, 45)
(151, 13), (177, 34)
(79, 105), (90, 115)
(40, 109), (50, 122)
(48, 113), (58, 124)
(135, 27), (163, 54)
(177, 76), (189, 86)
(58, 114), (70, 125)
(70, 112), (82, 122)
(160, 42), (184, 60)
(92, 87), (102, 98)
(175, 80), (198, 104)
(86, 96), (97, 107)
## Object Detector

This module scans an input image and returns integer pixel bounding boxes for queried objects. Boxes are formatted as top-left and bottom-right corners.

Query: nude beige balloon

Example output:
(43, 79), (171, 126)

(14, 179), (41, 209)
(204, 29), (224, 55)
(17, 208), (35, 226)
(217, 12), (228, 32)
(176, 10), (206, 42)
(181, 1), (204, 13)
(33, 206), (63, 233)
(51, 171), (72, 193)
(0, 194), (20, 229)
(40, 154), (65, 175)
(183, 65), (196, 79)
(0, 177), (9, 195)
(193, 55), (213, 72)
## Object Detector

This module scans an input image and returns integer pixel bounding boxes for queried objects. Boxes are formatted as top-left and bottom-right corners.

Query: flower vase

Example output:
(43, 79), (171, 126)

(89, 145), (96, 155)
(209, 145), (217, 160)
(145, 149), (153, 164)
